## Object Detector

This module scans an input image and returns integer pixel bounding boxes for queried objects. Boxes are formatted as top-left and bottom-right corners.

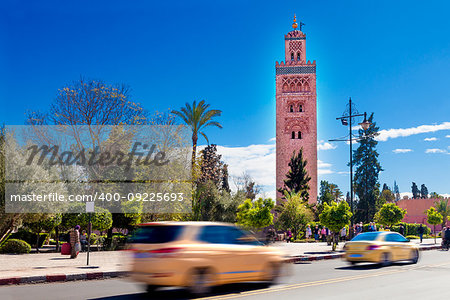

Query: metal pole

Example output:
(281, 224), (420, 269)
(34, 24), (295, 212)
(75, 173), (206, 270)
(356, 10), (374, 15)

(349, 97), (354, 237)
(87, 213), (91, 266)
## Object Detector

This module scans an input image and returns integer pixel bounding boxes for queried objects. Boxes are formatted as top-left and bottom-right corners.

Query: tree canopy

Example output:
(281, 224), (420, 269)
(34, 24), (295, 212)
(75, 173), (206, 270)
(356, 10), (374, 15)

(278, 148), (311, 202)
(374, 203), (406, 228)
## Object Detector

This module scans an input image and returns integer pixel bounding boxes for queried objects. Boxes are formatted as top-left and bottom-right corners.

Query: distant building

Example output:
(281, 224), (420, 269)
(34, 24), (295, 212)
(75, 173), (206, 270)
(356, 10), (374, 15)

(275, 15), (317, 203)
(397, 198), (449, 231)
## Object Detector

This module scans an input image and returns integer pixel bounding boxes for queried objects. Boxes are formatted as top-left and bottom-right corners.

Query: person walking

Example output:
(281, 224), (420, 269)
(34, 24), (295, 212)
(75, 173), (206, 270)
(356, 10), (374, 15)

(80, 230), (88, 252)
(399, 225), (405, 236)
(321, 227), (327, 242)
(418, 224), (425, 243)
(306, 224), (312, 240)
(314, 225), (320, 242)
(286, 229), (292, 243)
(340, 226), (347, 242)
(69, 225), (81, 259)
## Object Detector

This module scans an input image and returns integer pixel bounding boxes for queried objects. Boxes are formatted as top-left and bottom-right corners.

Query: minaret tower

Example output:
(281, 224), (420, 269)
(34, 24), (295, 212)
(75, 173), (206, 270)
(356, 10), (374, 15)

(275, 15), (317, 203)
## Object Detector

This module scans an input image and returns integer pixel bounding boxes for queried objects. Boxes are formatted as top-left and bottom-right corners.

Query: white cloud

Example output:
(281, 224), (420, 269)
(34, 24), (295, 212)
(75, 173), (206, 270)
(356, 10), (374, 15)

(425, 148), (447, 154)
(213, 144), (276, 188)
(400, 192), (413, 199)
(318, 140), (337, 150)
(318, 159), (333, 175)
(392, 149), (413, 154)
(424, 137), (437, 141)
(268, 137), (276, 142)
(446, 135), (450, 138)
(377, 121), (450, 142)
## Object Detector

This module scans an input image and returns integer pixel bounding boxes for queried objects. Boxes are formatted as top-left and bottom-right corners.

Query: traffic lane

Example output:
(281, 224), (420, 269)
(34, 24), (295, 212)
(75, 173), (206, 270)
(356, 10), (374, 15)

(0, 250), (448, 300)
(199, 250), (450, 300)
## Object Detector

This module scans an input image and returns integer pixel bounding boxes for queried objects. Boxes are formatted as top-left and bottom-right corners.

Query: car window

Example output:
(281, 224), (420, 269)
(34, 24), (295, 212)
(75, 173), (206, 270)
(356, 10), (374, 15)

(385, 233), (408, 242)
(131, 226), (183, 244)
(198, 226), (257, 245)
(351, 232), (381, 241)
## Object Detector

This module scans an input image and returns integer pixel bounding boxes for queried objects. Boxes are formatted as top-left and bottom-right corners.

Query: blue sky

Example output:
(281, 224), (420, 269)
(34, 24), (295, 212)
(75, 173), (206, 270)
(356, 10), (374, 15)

(1, 0), (449, 198)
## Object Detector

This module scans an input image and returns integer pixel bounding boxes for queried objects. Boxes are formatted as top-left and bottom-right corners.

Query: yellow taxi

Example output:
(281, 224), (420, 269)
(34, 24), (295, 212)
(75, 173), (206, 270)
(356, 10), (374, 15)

(343, 231), (419, 266)
(128, 222), (285, 294)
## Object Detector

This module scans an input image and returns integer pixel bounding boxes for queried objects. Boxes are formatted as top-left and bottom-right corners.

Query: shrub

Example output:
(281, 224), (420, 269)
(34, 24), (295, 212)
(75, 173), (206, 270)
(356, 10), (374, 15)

(9, 230), (49, 248)
(405, 235), (419, 240)
(0, 239), (32, 254)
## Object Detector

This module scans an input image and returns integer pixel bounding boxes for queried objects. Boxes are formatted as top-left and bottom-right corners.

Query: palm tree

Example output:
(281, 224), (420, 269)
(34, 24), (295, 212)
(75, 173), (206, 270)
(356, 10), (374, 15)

(435, 199), (450, 227)
(172, 100), (222, 168)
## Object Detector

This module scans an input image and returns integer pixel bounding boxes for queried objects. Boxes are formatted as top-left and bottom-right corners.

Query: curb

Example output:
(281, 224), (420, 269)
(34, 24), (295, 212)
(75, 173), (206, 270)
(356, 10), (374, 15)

(284, 244), (442, 264)
(0, 271), (128, 286)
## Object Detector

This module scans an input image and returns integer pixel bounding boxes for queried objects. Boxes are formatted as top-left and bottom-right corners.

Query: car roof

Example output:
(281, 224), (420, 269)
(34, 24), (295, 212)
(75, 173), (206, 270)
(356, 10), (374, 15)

(137, 221), (236, 227)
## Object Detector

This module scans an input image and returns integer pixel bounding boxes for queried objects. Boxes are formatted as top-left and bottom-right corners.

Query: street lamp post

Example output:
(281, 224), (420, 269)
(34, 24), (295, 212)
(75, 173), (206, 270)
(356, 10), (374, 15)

(329, 97), (371, 238)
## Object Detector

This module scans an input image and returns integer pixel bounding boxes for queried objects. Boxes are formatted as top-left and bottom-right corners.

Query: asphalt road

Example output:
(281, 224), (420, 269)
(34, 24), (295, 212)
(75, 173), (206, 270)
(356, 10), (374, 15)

(1, 250), (450, 300)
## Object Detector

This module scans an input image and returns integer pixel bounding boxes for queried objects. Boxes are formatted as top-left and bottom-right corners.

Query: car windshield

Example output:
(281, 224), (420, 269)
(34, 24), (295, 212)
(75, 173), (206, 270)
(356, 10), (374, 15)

(130, 225), (183, 244)
(351, 232), (382, 241)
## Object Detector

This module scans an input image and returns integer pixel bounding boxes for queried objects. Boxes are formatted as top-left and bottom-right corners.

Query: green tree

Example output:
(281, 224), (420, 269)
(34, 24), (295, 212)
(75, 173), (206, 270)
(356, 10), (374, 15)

(23, 214), (62, 252)
(420, 184), (428, 199)
(374, 203), (406, 228)
(393, 181), (400, 201)
(434, 199), (449, 227)
(275, 192), (314, 240)
(426, 207), (443, 244)
(411, 182), (420, 199)
(429, 192), (442, 199)
(172, 100), (222, 169)
(319, 201), (352, 251)
(379, 185), (395, 204)
(237, 198), (275, 231)
(278, 148), (311, 202)
(352, 113), (383, 223)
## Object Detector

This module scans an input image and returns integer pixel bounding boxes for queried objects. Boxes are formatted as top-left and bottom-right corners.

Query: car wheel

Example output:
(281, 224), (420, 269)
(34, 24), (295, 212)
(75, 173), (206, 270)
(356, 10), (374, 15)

(188, 268), (214, 296)
(410, 249), (419, 264)
(263, 263), (280, 285)
(380, 252), (392, 267)
(350, 261), (358, 266)
(146, 285), (158, 294)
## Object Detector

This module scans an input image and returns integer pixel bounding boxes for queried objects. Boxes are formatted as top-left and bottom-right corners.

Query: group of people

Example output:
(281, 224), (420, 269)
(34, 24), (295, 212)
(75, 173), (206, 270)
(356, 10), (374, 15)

(305, 225), (332, 242)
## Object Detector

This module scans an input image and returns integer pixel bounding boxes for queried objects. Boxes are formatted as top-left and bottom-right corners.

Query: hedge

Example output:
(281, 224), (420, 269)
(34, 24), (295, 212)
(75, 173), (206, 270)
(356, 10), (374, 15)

(0, 239), (32, 254)
(9, 229), (49, 248)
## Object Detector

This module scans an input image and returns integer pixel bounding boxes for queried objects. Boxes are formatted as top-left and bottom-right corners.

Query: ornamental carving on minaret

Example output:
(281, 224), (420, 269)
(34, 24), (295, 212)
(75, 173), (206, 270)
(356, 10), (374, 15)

(284, 117), (309, 133)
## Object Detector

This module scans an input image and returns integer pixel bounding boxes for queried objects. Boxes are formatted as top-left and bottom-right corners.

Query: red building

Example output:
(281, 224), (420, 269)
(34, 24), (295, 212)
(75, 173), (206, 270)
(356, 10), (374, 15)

(397, 197), (449, 231)
(276, 16), (317, 203)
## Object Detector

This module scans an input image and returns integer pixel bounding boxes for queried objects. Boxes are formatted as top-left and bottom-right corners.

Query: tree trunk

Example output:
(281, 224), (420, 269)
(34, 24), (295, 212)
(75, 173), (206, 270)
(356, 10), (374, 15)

(36, 233), (40, 253)
(434, 225), (436, 244)
(55, 226), (60, 253)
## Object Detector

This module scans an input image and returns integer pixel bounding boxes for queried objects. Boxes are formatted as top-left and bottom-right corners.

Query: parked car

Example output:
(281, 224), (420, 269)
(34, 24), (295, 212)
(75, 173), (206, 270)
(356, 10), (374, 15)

(343, 231), (420, 266)
(128, 221), (285, 294)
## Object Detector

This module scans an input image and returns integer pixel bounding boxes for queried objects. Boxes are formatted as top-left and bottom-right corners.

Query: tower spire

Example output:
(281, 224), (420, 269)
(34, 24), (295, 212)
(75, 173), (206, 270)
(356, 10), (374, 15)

(292, 14), (298, 30)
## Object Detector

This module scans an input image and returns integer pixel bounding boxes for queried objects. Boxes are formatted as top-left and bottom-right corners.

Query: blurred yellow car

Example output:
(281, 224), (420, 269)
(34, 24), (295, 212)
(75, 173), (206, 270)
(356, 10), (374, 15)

(343, 231), (419, 266)
(128, 222), (285, 294)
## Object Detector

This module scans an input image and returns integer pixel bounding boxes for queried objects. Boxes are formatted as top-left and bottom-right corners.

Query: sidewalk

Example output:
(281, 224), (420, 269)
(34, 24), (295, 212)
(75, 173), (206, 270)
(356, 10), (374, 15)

(0, 238), (443, 285)
(0, 251), (130, 285)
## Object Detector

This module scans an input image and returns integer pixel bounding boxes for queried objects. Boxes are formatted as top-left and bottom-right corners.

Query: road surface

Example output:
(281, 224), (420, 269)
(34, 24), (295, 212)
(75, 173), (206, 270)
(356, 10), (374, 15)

(1, 250), (449, 300)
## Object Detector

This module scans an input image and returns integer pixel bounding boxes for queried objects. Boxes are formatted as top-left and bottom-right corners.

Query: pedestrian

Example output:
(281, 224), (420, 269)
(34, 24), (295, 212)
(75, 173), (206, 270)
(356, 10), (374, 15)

(340, 226), (347, 242)
(355, 224), (362, 235)
(321, 227), (327, 242)
(80, 230), (88, 252)
(69, 225), (81, 259)
(418, 224), (425, 243)
(399, 225), (405, 236)
(314, 225), (320, 242)
(286, 229), (292, 243)
(306, 224), (312, 240)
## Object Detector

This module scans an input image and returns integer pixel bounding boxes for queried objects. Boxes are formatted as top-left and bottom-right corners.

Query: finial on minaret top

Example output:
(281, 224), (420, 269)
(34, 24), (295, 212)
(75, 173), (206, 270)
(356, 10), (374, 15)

(292, 14), (298, 30)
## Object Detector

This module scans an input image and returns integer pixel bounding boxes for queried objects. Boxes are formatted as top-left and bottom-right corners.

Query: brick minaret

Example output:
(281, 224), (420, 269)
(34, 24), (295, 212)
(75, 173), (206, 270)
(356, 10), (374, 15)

(276, 15), (317, 204)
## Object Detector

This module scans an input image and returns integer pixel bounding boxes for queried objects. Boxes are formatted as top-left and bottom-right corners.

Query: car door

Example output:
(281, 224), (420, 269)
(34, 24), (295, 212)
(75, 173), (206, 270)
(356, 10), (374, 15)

(384, 233), (409, 260)
(197, 225), (259, 282)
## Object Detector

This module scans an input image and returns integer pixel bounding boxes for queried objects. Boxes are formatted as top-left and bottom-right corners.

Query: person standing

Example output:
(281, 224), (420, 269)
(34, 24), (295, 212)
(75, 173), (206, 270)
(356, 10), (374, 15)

(314, 225), (320, 242)
(399, 225), (405, 236)
(70, 225), (81, 259)
(80, 230), (88, 252)
(418, 224), (425, 243)
(340, 226), (347, 242)
(306, 225), (312, 240)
